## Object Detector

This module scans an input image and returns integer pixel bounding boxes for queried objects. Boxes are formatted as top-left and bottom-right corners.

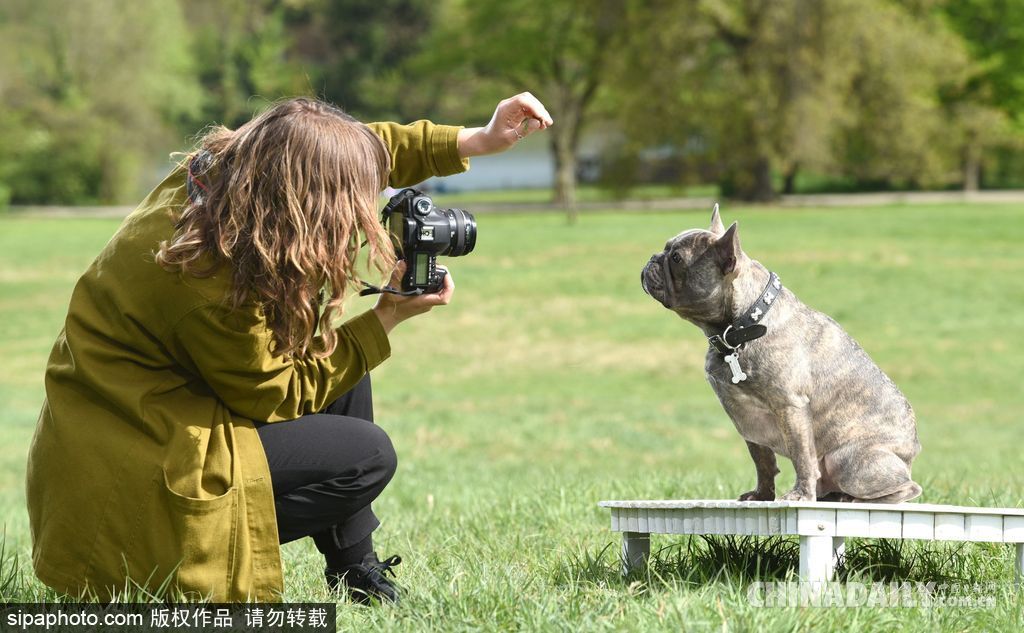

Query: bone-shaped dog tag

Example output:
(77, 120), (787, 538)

(723, 353), (747, 383)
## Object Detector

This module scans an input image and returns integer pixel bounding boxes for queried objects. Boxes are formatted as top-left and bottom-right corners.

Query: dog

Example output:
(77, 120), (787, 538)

(640, 205), (922, 503)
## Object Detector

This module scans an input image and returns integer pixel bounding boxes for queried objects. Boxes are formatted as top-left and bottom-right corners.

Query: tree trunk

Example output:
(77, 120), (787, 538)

(783, 164), (799, 195)
(736, 156), (776, 202)
(550, 118), (579, 223)
(963, 140), (981, 192)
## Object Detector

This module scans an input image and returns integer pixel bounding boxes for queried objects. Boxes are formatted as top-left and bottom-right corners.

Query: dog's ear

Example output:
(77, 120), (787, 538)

(713, 221), (741, 275)
(709, 203), (725, 235)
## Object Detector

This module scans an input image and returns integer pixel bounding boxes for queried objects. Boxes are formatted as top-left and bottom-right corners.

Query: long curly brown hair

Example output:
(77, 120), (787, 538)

(156, 98), (395, 359)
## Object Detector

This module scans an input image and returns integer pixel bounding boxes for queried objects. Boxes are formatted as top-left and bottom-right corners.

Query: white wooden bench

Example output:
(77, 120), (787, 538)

(599, 500), (1024, 585)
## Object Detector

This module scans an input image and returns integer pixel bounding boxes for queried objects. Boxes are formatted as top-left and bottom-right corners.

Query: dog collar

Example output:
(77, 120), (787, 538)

(708, 271), (782, 355)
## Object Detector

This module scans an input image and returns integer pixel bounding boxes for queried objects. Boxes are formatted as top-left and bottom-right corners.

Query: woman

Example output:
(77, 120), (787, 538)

(25, 94), (552, 603)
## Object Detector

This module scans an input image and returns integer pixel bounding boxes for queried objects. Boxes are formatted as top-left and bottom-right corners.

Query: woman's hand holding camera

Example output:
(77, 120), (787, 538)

(457, 92), (553, 158)
(371, 261), (455, 335)
(372, 93), (549, 335)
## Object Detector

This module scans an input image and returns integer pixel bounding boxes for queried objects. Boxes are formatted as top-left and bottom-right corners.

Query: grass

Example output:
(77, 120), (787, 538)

(1, 202), (1023, 630)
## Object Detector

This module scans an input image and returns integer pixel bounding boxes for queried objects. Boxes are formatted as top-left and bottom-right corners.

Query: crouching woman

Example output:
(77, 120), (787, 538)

(26, 94), (551, 603)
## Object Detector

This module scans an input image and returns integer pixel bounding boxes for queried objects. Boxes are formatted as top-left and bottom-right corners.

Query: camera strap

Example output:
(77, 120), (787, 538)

(360, 202), (429, 297)
(359, 281), (424, 297)
(186, 150), (213, 204)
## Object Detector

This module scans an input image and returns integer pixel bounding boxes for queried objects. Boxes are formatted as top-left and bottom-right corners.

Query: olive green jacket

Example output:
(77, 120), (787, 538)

(26, 121), (468, 602)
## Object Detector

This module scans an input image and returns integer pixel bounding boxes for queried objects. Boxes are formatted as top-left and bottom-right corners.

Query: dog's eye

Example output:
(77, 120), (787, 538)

(671, 252), (682, 264)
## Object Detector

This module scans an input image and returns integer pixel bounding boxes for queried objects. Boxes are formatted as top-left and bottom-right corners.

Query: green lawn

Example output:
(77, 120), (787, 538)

(1, 203), (1022, 631)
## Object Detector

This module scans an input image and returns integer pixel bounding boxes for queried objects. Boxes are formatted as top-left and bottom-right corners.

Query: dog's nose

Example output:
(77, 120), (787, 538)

(641, 257), (656, 295)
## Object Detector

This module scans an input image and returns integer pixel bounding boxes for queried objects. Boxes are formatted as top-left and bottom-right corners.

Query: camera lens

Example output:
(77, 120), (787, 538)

(444, 208), (477, 257)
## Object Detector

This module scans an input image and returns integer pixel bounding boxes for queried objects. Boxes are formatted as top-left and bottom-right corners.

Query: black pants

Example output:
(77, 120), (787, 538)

(254, 374), (396, 567)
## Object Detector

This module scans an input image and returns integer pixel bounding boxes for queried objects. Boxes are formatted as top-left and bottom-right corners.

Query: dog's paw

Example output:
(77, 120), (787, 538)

(779, 489), (815, 502)
(738, 490), (775, 502)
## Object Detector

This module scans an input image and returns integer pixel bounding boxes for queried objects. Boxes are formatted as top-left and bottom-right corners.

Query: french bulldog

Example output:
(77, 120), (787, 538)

(641, 205), (922, 503)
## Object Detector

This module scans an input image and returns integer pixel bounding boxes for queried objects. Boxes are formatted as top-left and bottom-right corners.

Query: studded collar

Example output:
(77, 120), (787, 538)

(708, 271), (782, 355)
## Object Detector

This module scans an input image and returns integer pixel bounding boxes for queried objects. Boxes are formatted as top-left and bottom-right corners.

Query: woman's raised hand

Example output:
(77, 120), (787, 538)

(371, 261), (455, 335)
(457, 92), (554, 158)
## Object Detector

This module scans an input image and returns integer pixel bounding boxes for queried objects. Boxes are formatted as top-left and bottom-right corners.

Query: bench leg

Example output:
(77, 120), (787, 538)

(621, 532), (650, 575)
(800, 535), (837, 584)
(1016, 543), (1023, 589)
(832, 536), (846, 571)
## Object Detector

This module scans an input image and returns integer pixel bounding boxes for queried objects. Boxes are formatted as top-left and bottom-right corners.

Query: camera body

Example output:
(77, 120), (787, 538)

(383, 188), (477, 293)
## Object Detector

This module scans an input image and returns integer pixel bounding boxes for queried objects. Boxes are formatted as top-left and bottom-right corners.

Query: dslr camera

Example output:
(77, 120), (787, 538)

(382, 188), (477, 293)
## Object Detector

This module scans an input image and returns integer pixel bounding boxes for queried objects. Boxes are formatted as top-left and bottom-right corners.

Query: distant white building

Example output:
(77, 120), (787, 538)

(421, 133), (608, 192)
(422, 134), (552, 192)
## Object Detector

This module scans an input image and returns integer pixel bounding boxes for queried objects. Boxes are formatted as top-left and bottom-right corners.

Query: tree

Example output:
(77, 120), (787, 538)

(617, 0), (972, 199)
(942, 0), (1024, 189)
(833, 1), (970, 190)
(700, 0), (862, 199)
(280, 0), (443, 121)
(180, 0), (312, 129)
(617, 0), (865, 200)
(0, 0), (202, 204)
(418, 0), (634, 218)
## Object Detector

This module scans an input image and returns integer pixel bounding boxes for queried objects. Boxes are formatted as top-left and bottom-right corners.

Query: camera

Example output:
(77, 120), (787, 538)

(382, 188), (477, 293)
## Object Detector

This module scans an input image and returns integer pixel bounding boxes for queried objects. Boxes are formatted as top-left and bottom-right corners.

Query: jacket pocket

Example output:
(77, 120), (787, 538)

(158, 468), (240, 600)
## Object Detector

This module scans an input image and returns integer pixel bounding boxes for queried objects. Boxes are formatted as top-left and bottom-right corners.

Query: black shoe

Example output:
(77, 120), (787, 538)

(325, 552), (402, 604)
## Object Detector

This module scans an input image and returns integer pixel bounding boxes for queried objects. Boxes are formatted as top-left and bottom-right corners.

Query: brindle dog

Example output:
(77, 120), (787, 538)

(641, 206), (922, 503)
